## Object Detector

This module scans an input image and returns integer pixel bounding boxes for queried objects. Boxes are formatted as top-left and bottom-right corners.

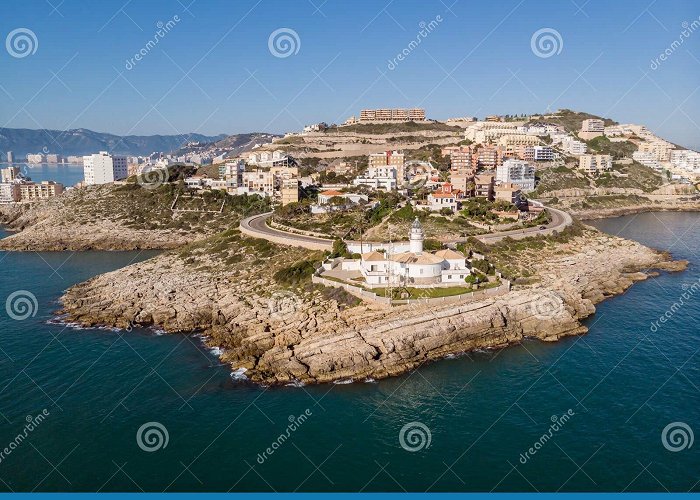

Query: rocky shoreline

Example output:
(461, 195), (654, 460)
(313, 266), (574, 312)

(56, 227), (687, 385)
(571, 203), (700, 221)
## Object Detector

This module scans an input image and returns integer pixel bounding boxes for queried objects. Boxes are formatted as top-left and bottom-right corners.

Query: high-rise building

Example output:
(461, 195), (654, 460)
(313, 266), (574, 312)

(496, 159), (536, 191)
(83, 152), (128, 185)
(578, 154), (613, 174)
(1, 166), (20, 183)
(6, 151), (13, 163)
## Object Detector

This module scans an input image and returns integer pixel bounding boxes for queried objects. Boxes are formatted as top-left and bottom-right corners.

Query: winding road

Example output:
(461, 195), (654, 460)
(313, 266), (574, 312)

(239, 203), (573, 251)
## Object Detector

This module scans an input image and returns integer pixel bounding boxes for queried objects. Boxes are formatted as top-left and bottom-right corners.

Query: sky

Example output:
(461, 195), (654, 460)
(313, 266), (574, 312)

(2, 0), (700, 149)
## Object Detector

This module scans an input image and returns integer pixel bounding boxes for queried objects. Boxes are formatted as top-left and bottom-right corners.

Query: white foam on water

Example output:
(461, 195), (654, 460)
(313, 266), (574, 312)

(285, 379), (306, 388)
(230, 368), (248, 381)
(333, 378), (354, 385)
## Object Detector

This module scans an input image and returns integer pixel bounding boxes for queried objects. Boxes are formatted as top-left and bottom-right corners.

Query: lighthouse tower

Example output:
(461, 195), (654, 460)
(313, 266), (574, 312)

(409, 217), (424, 254)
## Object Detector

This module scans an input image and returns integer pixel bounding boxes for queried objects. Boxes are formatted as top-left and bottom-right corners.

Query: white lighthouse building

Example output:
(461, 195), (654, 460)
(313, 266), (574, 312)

(356, 218), (470, 286)
(409, 217), (424, 253)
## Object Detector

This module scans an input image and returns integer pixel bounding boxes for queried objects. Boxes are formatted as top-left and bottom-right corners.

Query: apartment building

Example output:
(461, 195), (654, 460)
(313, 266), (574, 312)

(0, 183), (20, 203)
(368, 151), (405, 181)
(579, 119), (605, 140)
(632, 151), (661, 170)
(359, 108), (425, 122)
(578, 154), (613, 175)
(6, 151), (13, 163)
(83, 152), (128, 185)
(26, 154), (44, 164)
(497, 134), (541, 147)
(524, 146), (555, 162)
(242, 169), (274, 196)
(280, 178), (299, 206)
(639, 141), (674, 162)
(473, 146), (504, 169)
(18, 181), (65, 201)
(474, 174), (495, 200)
(496, 159), (536, 191)
(561, 137), (587, 156)
(671, 150), (700, 172)
(1, 166), (20, 183)
(495, 183), (525, 209)
(449, 171), (474, 196)
(449, 150), (473, 174)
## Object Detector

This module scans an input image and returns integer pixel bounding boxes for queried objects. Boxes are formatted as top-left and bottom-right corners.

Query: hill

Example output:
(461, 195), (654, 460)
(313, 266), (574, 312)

(0, 127), (228, 157)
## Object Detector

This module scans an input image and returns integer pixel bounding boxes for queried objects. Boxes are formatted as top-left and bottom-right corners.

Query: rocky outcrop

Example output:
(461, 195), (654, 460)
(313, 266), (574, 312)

(58, 229), (686, 385)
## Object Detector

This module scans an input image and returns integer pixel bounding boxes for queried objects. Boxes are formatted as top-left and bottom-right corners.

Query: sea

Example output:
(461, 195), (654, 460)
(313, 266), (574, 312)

(0, 211), (697, 492)
(2, 162), (85, 188)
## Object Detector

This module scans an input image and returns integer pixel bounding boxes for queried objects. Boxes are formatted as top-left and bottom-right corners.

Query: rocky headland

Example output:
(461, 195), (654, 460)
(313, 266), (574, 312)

(57, 223), (686, 385)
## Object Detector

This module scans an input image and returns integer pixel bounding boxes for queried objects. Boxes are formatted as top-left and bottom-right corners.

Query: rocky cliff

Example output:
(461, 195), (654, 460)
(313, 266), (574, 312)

(58, 227), (685, 385)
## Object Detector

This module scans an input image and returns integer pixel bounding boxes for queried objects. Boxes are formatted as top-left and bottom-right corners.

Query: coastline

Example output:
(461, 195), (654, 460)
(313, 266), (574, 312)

(55, 225), (687, 385)
(1, 195), (691, 385)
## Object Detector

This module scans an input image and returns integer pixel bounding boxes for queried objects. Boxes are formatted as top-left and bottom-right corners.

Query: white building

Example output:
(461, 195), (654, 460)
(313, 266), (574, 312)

(632, 151), (662, 170)
(671, 150), (700, 172)
(83, 152), (128, 185)
(356, 219), (470, 286)
(496, 159), (535, 191)
(353, 164), (397, 191)
(561, 138), (587, 156)
(578, 154), (612, 175)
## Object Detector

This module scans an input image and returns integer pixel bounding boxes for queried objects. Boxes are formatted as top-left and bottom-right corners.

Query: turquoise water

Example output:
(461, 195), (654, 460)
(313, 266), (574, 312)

(0, 213), (698, 492)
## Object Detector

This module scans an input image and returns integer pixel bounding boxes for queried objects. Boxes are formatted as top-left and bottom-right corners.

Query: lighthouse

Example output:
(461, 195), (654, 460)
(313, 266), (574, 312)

(409, 217), (424, 254)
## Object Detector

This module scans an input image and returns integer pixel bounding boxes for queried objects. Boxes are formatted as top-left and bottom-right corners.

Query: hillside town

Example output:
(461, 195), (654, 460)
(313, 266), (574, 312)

(1, 108), (698, 216)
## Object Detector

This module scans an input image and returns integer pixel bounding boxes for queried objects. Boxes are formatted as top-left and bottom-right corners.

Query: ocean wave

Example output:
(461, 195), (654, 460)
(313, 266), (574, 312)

(230, 368), (248, 381)
(333, 378), (354, 385)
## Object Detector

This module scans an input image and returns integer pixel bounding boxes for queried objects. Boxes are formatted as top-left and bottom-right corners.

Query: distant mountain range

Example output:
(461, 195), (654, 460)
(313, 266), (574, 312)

(0, 127), (231, 158)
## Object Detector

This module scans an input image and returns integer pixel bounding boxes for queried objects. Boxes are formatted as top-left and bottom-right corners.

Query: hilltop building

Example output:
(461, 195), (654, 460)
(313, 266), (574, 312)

(359, 108), (425, 122)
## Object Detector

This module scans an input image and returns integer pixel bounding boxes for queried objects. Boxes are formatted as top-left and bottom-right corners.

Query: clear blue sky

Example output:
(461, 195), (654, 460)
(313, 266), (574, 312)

(2, 0), (699, 149)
